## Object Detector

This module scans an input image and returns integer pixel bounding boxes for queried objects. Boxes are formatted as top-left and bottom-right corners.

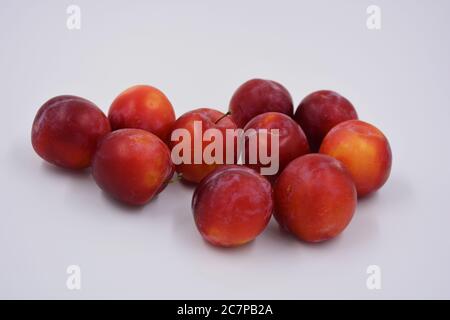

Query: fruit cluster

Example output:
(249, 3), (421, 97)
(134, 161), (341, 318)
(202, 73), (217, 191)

(31, 79), (392, 247)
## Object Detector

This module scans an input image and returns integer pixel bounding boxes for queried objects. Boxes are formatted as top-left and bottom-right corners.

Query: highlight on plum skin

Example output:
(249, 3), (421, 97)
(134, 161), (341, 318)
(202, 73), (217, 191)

(169, 108), (238, 184)
(243, 112), (310, 178)
(320, 120), (392, 197)
(274, 154), (357, 243)
(92, 129), (174, 206)
(192, 165), (274, 247)
(229, 78), (294, 128)
(108, 85), (176, 143)
(31, 95), (111, 170)
(294, 90), (358, 152)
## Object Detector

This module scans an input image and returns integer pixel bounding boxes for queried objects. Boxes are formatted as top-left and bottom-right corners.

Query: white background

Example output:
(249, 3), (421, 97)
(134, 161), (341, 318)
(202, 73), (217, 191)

(1, 0), (450, 299)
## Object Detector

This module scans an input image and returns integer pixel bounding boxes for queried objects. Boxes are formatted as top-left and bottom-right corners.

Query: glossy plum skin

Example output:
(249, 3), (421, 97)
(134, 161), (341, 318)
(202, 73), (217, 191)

(31, 95), (111, 170)
(294, 90), (358, 151)
(92, 129), (174, 205)
(108, 85), (176, 143)
(320, 120), (392, 197)
(274, 154), (356, 242)
(169, 108), (238, 184)
(229, 79), (294, 128)
(243, 112), (310, 178)
(192, 165), (273, 247)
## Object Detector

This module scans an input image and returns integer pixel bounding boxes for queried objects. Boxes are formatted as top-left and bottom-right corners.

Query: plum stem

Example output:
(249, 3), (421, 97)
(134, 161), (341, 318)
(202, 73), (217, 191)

(214, 111), (231, 124)
(168, 173), (183, 184)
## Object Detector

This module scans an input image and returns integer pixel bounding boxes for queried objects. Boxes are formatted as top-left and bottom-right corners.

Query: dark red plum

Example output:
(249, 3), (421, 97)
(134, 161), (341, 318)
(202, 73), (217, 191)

(243, 112), (309, 178)
(229, 79), (293, 128)
(294, 90), (358, 151)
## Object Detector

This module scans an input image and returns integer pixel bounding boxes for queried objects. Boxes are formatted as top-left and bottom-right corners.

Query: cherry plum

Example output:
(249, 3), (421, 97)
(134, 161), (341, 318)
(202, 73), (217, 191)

(169, 108), (238, 184)
(92, 129), (174, 205)
(243, 112), (309, 178)
(31, 95), (111, 170)
(320, 120), (392, 197)
(294, 90), (358, 151)
(274, 154), (356, 242)
(192, 165), (273, 247)
(108, 85), (176, 143)
(229, 79), (293, 128)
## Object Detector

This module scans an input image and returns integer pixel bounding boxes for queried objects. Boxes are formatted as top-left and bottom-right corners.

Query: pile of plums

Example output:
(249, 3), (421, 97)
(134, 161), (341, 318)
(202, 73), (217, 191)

(31, 79), (392, 247)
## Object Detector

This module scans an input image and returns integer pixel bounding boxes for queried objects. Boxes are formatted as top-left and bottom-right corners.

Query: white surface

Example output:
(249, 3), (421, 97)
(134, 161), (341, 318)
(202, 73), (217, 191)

(1, 0), (450, 299)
